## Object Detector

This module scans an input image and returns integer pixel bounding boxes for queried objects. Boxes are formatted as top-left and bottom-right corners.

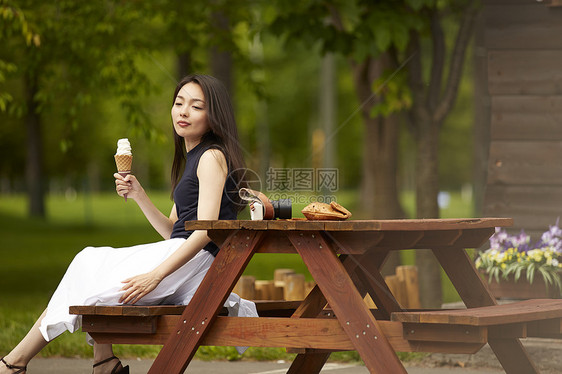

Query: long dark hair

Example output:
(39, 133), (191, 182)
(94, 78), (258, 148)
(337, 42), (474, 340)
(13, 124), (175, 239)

(170, 74), (247, 210)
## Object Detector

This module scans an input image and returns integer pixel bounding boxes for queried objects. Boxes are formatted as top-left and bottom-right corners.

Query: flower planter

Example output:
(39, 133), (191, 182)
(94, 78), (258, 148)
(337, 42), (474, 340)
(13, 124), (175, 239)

(480, 271), (562, 299)
(475, 220), (562, 300)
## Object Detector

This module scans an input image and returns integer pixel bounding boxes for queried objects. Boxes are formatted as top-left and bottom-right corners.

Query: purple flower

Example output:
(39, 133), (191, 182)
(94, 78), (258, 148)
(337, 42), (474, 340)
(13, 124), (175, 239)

(490, 227), (509, 251)
(511, 230), (530, 252)
(489, 218), (561, 253)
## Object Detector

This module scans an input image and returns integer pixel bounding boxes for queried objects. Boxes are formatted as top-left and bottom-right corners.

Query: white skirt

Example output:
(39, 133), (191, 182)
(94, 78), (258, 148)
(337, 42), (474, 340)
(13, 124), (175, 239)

(39, 238), (258, 346)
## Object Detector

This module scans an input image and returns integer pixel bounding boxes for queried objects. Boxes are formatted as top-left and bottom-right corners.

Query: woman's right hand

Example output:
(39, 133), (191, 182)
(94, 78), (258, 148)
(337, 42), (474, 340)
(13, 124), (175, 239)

(114, 173), (143, 201)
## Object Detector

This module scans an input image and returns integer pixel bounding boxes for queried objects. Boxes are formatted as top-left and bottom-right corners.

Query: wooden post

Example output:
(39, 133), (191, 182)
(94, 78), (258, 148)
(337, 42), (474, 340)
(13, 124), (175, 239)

(255, 280), (273, 300)
(255, 280), (284, 300)
(396, 265), (421, 309)
(272, 283), (285, 300)
(284, 273), (306, 301)
(364, 293), (377, 308)
(385, 274), (407, 307)
(274, 268), (296, 285)
(274, 268), (296, 300)
(233, 275), (255, 300)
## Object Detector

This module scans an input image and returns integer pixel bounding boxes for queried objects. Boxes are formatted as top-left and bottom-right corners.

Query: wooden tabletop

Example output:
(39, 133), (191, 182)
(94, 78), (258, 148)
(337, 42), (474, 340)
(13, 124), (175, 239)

(186, 217), (513, 231)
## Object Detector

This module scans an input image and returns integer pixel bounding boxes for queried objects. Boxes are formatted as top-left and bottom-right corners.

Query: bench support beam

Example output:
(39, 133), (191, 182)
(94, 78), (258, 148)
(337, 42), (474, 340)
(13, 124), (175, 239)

(433, 246), (540, 374)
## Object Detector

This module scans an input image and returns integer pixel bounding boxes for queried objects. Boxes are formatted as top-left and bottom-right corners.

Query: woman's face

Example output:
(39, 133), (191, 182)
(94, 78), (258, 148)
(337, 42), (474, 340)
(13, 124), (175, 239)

(171, 82), (210, 146)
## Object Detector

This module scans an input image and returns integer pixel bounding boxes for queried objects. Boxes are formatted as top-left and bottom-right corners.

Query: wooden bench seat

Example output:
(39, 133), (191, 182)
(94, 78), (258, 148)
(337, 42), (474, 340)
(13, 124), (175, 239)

(71, 301), (483, 354)
(71, 299), (562, 356)
(391, 299), (562, 343)
(70, 300), (303, 318)
(391, 299), (562, 326)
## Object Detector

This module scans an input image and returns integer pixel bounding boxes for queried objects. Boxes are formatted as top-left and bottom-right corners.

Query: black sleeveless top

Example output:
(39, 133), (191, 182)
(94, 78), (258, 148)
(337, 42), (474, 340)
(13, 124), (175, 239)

(170, 141), (237, 256)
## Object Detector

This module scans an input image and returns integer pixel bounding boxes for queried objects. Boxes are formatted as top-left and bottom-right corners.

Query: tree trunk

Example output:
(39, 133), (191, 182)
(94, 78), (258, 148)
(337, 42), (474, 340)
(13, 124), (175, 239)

(415, 121), (440, 219)
(415, 118), (442, 308)
(177, 53), (192, 79)
(353, 54), (405, 276)
(210, 47), (233, 96)
(210, 11), (233, 96)
(472, 11), (490, 218)
(320, 53), (335, 171)
(25, 73), (45, 218)
(362, 114), (404, 221)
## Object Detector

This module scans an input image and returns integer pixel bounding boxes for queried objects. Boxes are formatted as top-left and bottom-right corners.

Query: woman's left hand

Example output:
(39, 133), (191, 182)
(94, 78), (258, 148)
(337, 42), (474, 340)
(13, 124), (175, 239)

(119, 272), (163, 304)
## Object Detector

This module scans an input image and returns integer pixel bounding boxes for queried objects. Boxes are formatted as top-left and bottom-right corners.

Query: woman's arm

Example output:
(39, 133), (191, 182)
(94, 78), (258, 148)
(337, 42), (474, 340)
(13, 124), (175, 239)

(119, 149), (228, 304)
(114, 173), (176, 239)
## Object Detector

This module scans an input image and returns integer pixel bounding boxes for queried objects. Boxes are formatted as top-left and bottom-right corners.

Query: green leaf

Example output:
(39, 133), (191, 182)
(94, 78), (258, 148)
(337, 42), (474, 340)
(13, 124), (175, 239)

(392, 25), (410, 52)
(527, 263), (536, 284)
(406, 0), (431, 11)
(492, 268), (500, 284)
(514, 265), (523, 281)
(539, 267), (552, 286)
(553, 273), (562, 296)
(374, 27), (391, 52)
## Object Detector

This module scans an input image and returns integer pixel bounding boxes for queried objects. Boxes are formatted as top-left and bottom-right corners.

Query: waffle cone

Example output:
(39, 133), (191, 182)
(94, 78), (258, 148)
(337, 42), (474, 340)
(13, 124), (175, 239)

(114, 154), (133, 173)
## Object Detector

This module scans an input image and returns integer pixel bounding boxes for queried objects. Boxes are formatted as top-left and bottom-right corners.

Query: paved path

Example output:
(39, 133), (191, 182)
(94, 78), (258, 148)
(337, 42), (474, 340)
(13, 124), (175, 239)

(24, 337), (562, 373)
(28, 358), (504, 374)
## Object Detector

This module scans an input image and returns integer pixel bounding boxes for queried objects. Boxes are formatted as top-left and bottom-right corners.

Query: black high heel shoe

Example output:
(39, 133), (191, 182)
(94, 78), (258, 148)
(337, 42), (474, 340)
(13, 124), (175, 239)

(92, 356), (130, 374)
(0, 357), (26, 374)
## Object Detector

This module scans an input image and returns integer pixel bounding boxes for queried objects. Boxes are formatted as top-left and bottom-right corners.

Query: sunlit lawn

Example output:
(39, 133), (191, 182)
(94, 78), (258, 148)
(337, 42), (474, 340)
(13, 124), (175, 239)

(0, 190), (472, 360)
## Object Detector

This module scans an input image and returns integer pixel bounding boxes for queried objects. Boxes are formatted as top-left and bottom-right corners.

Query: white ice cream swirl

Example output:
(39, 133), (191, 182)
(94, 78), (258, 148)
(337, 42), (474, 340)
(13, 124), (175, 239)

(116, 138), (132, 156)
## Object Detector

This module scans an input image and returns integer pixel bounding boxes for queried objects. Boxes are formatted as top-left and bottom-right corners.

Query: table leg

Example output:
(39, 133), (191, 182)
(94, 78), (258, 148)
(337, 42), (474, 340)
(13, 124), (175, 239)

(324, 232), (402, 315)
(433, 246), (540, 374)
(288, 231), (407, 374)
(286, 251), (401, 374)
(351, 250), (402, 317)
(148, 230), (264, 374)
(286, 352), (330, 374)
(290, 254), (378, 319)
(287, 256), (353, 374)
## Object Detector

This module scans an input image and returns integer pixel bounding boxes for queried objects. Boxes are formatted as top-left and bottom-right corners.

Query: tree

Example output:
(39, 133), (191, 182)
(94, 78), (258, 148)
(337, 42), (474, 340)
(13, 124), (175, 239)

(405, 0), (479, 307)
(269, 0), (478, 306)
(269, 1), (414, 220)
(268, 1), (418, 275)
(1, 1), (162, 217)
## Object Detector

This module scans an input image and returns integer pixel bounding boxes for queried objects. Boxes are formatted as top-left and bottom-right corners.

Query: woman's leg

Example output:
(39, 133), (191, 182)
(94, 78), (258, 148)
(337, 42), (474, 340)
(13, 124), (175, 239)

(0, 310), (48, 373)
(93, 342), (114, 363)
(0, 309), (123, 374)
(93, 343), (124, 374)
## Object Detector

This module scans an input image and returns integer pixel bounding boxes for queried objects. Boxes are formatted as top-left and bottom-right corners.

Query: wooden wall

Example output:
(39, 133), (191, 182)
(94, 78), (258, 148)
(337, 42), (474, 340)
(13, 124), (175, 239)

(482, 0), (562, 238)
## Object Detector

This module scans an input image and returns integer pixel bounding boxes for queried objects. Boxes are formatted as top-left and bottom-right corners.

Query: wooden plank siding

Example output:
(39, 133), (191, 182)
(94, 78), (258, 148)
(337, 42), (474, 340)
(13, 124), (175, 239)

(485, 185), (562, 231)
(491, 96), (562, 141)
(488, 50), (562, 95)
(487, 141), (562, 185)
(485, 4), (562, 49)
(482, 0), (562, 238)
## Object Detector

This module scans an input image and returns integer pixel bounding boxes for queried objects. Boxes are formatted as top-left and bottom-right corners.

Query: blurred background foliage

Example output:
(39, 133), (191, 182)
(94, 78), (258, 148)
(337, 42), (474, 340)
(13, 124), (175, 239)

(1, 0), (474, 211)
(0, 0), (480, 359)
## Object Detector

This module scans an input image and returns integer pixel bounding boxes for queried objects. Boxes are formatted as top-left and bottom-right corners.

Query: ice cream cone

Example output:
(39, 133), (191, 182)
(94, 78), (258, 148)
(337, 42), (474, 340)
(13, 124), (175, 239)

(114, 154), (132, 173)
(114, 154), (132, 201)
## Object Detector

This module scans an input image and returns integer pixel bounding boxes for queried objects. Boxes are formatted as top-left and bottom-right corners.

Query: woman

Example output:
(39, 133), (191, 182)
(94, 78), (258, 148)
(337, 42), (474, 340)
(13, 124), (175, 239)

(1, 74), (256, 374)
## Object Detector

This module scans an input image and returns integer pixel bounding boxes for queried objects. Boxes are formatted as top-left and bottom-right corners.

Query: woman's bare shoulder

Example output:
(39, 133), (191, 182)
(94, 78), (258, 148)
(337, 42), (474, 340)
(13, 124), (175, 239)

(200, 148), (226, 165)
(198, 148), (227, 177)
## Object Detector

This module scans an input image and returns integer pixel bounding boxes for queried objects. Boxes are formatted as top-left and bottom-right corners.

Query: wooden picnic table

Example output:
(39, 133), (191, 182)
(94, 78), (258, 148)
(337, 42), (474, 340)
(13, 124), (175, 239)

(72, 218), (562, 373)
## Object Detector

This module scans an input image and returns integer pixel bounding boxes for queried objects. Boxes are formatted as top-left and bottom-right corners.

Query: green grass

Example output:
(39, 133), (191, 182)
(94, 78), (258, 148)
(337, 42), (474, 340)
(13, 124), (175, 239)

(0, 189), (472, 361)
(0, 193), (169, 359)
